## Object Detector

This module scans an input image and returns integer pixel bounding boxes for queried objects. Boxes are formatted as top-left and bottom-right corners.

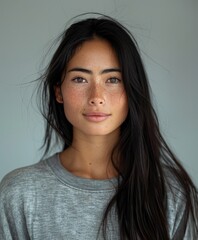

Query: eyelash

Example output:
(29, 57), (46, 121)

(106, 77), (121, 84)
(72, 77), (87, 83)
(71, 77), (121, 84)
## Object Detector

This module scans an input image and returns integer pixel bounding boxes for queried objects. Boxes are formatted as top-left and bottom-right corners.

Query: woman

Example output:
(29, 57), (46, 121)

(0, 15), (197, 240)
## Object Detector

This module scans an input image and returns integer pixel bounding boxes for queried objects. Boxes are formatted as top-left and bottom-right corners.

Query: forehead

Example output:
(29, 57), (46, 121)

(67, 38), (120, 69)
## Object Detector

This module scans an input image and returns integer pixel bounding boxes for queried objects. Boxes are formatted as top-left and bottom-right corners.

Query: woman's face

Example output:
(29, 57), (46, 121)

(55, 38), (128, 138)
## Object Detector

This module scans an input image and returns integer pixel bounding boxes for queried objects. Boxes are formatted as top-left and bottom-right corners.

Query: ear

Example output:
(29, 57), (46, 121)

(54, 85), (63, 103)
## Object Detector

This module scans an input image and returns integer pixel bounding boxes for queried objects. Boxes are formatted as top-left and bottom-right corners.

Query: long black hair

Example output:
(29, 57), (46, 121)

(38, 14), (198, 239)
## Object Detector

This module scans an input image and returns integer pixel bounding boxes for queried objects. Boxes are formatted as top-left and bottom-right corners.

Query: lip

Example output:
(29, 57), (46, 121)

(83, 112), (111, 122)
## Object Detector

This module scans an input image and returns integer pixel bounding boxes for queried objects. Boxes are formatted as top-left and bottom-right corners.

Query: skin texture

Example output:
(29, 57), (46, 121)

(55, 38), (128, 179)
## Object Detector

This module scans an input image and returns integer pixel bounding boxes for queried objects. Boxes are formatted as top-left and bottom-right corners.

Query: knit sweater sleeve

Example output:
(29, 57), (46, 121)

(166, 171), (197, 240)
(0, 168), (35, 240)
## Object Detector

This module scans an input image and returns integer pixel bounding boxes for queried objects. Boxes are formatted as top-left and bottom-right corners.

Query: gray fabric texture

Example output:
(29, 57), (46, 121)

(0, 153), (193, 239)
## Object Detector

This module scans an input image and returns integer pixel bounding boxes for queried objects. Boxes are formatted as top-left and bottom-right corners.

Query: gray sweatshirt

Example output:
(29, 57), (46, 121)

(0, 153), (193, 239)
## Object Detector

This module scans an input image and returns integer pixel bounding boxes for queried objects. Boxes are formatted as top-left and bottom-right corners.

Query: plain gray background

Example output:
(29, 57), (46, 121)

(0, 0), (197, 184)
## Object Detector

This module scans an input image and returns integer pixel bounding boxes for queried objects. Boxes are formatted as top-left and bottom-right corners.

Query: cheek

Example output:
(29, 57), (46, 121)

(111, 90), (128, 110)
(62, 89), (86, 115)
(116, 92), (128, 122)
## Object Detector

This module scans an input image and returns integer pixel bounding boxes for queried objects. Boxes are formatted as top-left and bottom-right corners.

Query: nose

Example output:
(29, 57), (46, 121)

(88, 84), (105, 106)
(89, 98), (105, 105)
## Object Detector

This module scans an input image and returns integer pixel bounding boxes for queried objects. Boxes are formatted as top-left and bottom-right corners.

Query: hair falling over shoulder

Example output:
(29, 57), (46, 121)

(37, 13), (198, 239)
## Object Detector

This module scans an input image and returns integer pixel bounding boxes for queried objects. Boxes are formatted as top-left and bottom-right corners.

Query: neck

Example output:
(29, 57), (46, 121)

(60, 130), (120, 179)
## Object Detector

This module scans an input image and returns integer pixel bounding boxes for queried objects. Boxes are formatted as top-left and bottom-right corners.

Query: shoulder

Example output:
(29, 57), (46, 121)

(164, 166), (186, 201)
(0, 154), (58, 203)
(164, 168), (186, 221)
(163, 166), (189, 217)
(163, 165), (197, 239)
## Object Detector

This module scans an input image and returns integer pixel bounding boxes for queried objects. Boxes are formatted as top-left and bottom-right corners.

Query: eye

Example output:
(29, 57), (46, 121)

(72, 77), (87, 83)
(106, 77), (121, 84)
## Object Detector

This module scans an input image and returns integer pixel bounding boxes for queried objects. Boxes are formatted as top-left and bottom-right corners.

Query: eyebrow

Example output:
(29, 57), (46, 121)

(67, 67), (121, 74)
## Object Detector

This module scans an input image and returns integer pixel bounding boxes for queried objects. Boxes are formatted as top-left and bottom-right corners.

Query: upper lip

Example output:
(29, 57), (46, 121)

(83, 112), (111, 116)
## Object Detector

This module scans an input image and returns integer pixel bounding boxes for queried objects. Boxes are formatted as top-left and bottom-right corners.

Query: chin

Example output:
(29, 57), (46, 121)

(81, 127), (120, 137)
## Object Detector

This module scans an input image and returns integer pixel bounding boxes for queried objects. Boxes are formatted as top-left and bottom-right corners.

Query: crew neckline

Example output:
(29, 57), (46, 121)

(46, 153), (118, 191)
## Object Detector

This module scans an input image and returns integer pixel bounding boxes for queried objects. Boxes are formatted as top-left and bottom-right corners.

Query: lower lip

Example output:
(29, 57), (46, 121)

(83, 115), (111, 122)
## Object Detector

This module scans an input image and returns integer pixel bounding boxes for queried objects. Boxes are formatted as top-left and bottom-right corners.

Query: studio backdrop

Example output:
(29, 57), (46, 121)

(0, 0), (197, 184)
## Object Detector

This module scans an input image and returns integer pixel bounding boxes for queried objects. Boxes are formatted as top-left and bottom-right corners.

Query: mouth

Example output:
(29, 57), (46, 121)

(82, 112), (111, 122)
